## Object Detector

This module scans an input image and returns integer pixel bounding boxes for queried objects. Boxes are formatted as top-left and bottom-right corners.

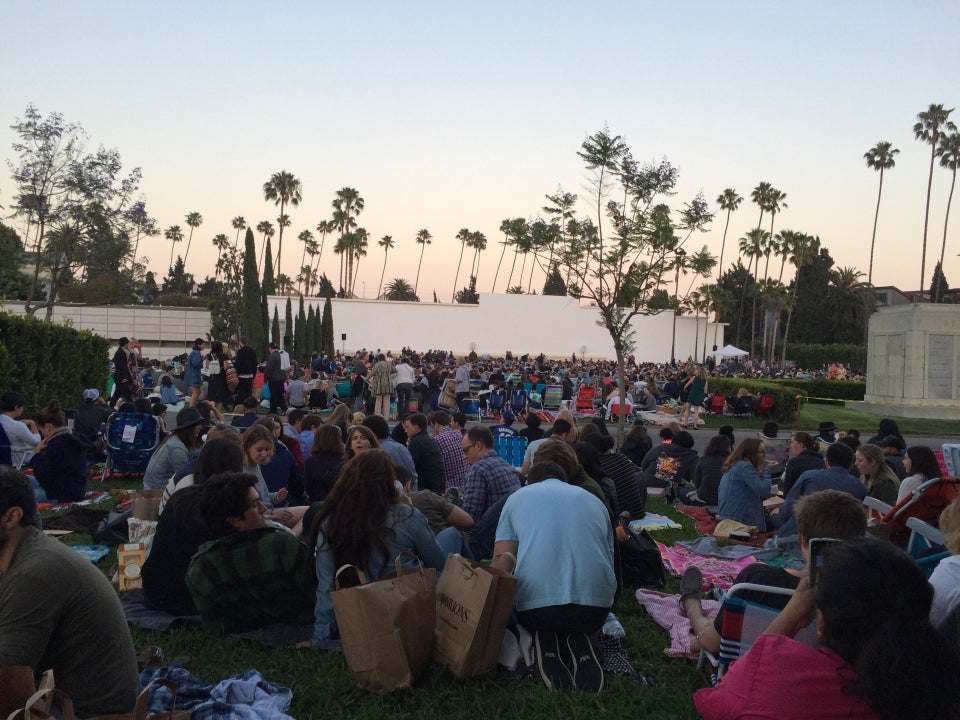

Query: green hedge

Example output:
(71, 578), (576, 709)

(708, 377), (806, 423)
(784, 343), (867, 370)
(0, 312), (110, 415)
(768, 378), (866, 401)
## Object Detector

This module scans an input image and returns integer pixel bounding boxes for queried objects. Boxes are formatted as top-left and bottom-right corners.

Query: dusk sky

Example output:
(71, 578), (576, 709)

(2, 1), (959, 301)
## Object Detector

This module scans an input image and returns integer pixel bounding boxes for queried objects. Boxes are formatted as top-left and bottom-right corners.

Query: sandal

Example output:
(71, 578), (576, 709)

(679, 565), (703, 604)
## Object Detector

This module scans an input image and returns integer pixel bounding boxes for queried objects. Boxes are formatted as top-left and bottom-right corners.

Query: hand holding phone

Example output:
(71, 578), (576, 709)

(807, 537), (841, 587)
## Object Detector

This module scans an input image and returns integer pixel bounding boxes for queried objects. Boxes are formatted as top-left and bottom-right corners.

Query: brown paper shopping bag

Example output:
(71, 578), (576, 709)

(433, 553), (517, 678)
(330, 553), (437, 694)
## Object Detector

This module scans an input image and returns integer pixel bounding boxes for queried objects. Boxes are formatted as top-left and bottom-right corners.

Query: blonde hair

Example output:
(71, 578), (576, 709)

(939, 497), (960, 554)
(351, 412), (366, 424)
(555, 409), (578, 439)
(857, 444), (897, 488)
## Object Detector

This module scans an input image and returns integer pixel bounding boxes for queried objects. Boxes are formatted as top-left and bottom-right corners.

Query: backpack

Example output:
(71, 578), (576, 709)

(617, 520), (665, 590)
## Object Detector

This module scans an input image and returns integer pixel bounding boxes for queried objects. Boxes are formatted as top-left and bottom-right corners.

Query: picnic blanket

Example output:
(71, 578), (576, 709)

(675, 505), (774, 546)
(139, 664), (294, 720)
(42, 506), (109, 534)
(48, 490), (111, 511)
(639, 410), (705, 427)
(635, 589), (720, 659)
(629, 513), (682, 532)
(122, 588), (312, 647)
(71, 544), (110, 563)
(654, 540), (757, 591)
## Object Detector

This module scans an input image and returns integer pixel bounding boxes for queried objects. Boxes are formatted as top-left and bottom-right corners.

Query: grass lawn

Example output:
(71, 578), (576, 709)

(58, 493), (706, 720)
(700, 403), (960, 436)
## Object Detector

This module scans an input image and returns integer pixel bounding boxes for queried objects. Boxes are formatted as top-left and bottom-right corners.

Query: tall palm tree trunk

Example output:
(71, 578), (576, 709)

(452, 244), (465, 302)
(717, 209), (732, 280)
(936, 167), (958, 302)
(506, 250), (519, 290)
(780, 281), (802, 368)
(920, 145), (937, 301)
(378, 250), (389, 299)
(414, 246), (426, 296)
(275, 199), (286, 275)
(492, 242), (508, 292)
(868, 169), (886, 288)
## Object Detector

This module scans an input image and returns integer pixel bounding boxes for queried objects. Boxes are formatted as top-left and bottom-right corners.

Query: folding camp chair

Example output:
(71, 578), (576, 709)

(461, 399), (482, 423)
(488, 388), (506, 416)
(699, 582), (815, 679)
(0, 423), (21, 468)
(706, 393), (727, 415)
(509, 387), (528, 415)
(754, 394), (775, 419)
(575, 385), (596, 414)
(864, 476), (960, 547)
(543, 384), (563, 411)
(101, 412), (161, 480)
(905, 516), (950, 577)
(493, 435), (528, 468)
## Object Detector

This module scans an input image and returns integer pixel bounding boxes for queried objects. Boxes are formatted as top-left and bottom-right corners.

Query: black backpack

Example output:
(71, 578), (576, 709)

(616, 513), (665, 590)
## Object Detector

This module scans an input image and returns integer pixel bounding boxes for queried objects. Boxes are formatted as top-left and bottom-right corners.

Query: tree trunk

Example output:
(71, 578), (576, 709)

(936, 167), (957, 303)
(452, 243), (465, 302)
(492, 241), (508, 293)
(868, 169), (884, 287)
(920, 144), (937, 301)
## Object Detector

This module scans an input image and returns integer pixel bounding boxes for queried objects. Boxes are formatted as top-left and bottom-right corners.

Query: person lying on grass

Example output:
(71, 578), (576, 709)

(681, 489), (866, 656)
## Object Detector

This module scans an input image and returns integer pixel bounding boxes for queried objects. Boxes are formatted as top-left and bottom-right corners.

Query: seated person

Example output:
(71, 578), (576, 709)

(518, 413), (546, 443)
(878, 435), (907, 480)
(0, 468), (138, 716)
(492, 460), (615, 690)
(0, 391), (41, 467)
(308, 450), (446, 647)
(604, 389), (633, 419)
(640, 430), (699, 489)
(781, 431), (824, 495)
(680, 434), (731, 507)
(637, 384), (658, 413)
(185, 472), (316, 633)
(142, 408), (204, 491)
(29, 400), (91, 503)
(303, 424), (345, 503)
(159, 375), (180, 405)
(896, 444), (941, 503)
(488, 410), (519, 438)
(770, 442), (866, 539)
(856, 443), (901, 506)
(683, 489), (866, 656)
(231, 396), (261, 430)
(929, 496), (960, 628)
(717, 437), (772, 529)
(694, 539), (960, 720)
(72, 388), (111, 457)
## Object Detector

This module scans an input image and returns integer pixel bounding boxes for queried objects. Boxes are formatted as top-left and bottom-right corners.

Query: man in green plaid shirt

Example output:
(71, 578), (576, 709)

(186, 473), (316, 633)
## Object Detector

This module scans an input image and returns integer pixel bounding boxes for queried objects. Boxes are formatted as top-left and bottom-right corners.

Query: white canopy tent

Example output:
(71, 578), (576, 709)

(713, 344), (748, 359)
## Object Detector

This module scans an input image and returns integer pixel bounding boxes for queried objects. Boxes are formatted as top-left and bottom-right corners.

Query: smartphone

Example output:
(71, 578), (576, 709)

(807, 537), (841, 587)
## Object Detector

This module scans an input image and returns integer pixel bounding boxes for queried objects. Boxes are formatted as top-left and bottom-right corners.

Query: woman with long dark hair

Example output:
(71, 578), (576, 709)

(717, 437), (772, 529)
(896, 445), (942, 503)
(304, 424), (345, 502)
(308, 450), (445, 646)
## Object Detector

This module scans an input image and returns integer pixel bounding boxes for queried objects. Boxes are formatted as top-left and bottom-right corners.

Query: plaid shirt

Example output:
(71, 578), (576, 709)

(186, 526), (316, 634)
(435, 426), (468, 490)
(462, 450), (521, 521)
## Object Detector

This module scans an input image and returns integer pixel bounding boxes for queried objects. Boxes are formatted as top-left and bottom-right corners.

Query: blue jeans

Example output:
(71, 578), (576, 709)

(436, 527), (473, 559)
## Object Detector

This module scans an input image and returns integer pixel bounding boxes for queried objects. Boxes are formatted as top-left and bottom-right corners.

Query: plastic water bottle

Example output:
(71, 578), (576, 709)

(602, 612), (626, 638)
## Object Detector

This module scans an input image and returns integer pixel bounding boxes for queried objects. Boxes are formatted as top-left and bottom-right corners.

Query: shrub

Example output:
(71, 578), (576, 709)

(768, 378), (866, 401)
(784, 343), (867, 371)
(0, 312), (110, 414)
(708, 377), (806, 423)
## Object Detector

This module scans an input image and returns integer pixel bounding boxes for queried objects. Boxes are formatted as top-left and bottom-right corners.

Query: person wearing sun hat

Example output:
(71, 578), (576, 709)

(142, 407), (205, 490)
(814, 421), (838, 446)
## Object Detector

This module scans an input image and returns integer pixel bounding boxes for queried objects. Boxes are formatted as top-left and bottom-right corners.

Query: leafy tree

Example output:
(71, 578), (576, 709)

(162, 256), (195, 295)
(316, 273), (335, 299)
(542, 265), (566, 296)
(863, 141), (900, 286)
(557, 126), (711, 441)
(0, 222), (32, 300)
(384, 278), (419, 302)
(8, 105), (145, 318)
(930, 261), (950, 303)
(829, 266), (870, 343)
(454, 276), (479, 304)
(296, 229), (317, 295)
(736, 228), (766, 348)
(141, 271), (158, 305)
(321, 296), (334, 354)
(935, 131), (960, 302)
(240, 228), (264, 353)
(914, 104), (956, 298)
(413, 229), (432, 297)
(790, 245), (834, 344)
(715, 188), (743, 281)
(504, 218), (530, 291)
(313, 219), (333, 280)
(125, 201), (159, 282)
(263, 171), (303, 278)
(208, 239), (243, 343)
(377, 235), (394, 299)
(506, 285), (524, 294)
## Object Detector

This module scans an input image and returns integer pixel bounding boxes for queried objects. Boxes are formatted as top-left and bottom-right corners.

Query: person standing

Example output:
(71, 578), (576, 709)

(233, 336), (258, 408)
(264, 342), (287, 416)
(204, 340), (231, 414)
(455, 358), (472, 411)
(184, 338), (205, 408)
(109, 337), (134, 408)
(394, 356), (416, 417)
(370, 354), (396, 418)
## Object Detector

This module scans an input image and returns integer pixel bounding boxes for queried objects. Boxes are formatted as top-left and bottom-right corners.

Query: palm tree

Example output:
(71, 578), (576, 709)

(332, 188), (364, 293)
(492, 219), (512, 292)
(263, 171), (303, 278)
(452, 228), (471, 302)
(296, 230), (317, 295)
(313, 219), (333, 279)
(914, 105), (956, 299)
(164, 224), (184, 272)
(780, 234), (821, 367)
(255, 220), (274, 274)
(506, 219), (530, 292)
(469, 231), (487, 284)
(384, 277), (418, 302)
(275, 273), (294, 295)
(750, 182), (772, 228)
(349, 227), (369, 296)
(935, 132), (960, 302)
(212, 233), (230, 277)
(377, 235), (394, 299)
(863, 141), (900, 286)
(735, 228), (766, 349)
(715, 188), (743, 280)
(413, 228), (432, 297)
(183, 212), (203, 268)
(231, 216), (246, 250)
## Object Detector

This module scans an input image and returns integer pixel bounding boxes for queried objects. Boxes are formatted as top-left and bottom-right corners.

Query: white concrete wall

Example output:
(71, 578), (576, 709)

(0, 303), (211, 359)
(271, 293), (724, 363)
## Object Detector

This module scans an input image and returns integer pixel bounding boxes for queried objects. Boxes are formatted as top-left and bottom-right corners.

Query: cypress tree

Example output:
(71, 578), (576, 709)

(322, 296), (334, 355)
(313, 302), (323, 354)
(295, 295), (307, 359)
(262, 238), (276, 295)
(306, 304), (316, 357)
(240, 228), (264, 352)
(260, 288), (270, 355)
(284, 297), (293, 352)
(271, 306), (280, 347)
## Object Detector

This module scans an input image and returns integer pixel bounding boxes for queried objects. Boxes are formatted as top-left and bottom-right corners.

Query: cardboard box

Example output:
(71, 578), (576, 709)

(133, 489), (163, 521)
(118, 543), (145, 591)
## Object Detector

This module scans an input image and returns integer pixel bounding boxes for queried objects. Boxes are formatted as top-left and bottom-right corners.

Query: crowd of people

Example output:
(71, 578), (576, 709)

(0, 339), (957, 716)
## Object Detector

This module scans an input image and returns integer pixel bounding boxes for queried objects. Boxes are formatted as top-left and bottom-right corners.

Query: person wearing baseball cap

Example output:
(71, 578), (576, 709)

(73, 388), (111, 459)
(489, 410), (518, 439)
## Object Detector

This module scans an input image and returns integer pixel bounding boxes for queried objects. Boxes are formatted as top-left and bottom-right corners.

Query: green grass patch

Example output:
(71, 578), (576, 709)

(700, 404), (960, 436)
(55, 490), (705, 719)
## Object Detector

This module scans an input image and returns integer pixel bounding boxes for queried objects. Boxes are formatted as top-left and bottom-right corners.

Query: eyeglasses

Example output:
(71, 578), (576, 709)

(462, 443), (478, 455)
